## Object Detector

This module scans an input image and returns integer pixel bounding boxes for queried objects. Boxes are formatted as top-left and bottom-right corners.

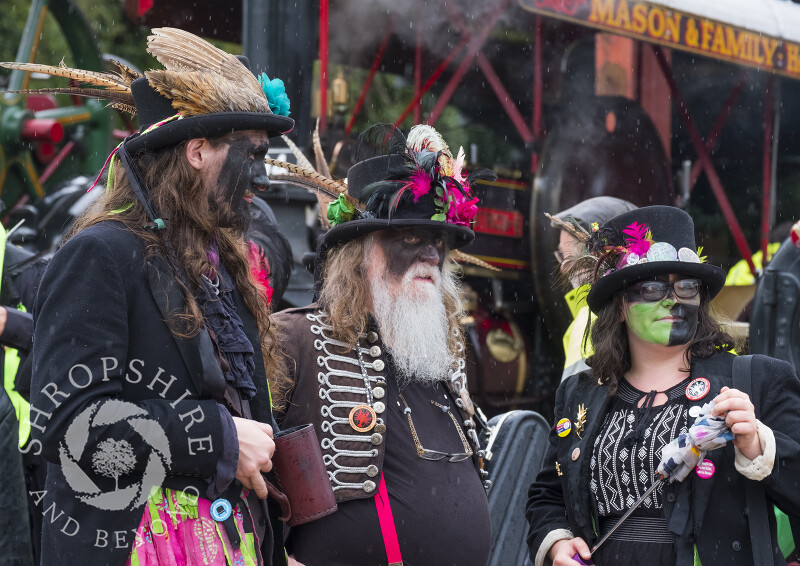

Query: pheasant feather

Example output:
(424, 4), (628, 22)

(3, 87), (135, 110)
(313, 118), (331, 179)
(0, 62), (131, 92)
(265, 159), (350, 202)
(280, 135), (315, 172)
(106, 59), (142, 83)
(452, 249), (500, 271)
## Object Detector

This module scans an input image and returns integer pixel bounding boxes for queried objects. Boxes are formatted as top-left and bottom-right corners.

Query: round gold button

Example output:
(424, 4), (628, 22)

(372, 359), (385, 372)
(363, 480), (376, 493)
(371, 433), (384, 445)
(374, 423), (387, 434)
(366, 465), (379, 477)
(367, 331), (379, 343)
(571, 447), (580, 461)
(373, 386), (385, 399)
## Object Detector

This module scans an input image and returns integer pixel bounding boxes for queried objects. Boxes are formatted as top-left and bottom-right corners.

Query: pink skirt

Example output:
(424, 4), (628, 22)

(127, 487), (261, 566)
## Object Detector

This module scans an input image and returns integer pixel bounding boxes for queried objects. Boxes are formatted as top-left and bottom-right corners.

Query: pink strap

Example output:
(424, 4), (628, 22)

(374, 474), (403, 565)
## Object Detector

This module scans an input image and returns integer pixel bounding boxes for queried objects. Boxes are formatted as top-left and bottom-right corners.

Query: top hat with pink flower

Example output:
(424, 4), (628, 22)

(585, 205), (726, 312)
(322, 124), (496, 249)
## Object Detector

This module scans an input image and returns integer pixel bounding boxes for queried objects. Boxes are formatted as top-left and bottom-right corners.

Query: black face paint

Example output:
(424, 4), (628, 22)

(376, 227), (446, 281)
(666, 302), (699, 346)
(213, 133), (270, 231)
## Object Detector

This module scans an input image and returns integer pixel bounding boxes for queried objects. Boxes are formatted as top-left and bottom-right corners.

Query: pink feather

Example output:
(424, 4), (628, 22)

(401, 168), (433, 203)
(248, 240), (274, 305)
(622, 221), (653, 256)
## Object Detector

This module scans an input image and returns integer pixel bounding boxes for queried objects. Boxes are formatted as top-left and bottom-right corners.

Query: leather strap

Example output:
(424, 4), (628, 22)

(732, 355), (773, 566)
(374, 474), (403, 566)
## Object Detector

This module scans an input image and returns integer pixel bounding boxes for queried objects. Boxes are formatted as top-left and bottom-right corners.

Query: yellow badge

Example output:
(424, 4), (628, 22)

(556, 418), (572, 437)
(575, 404), (587, 439)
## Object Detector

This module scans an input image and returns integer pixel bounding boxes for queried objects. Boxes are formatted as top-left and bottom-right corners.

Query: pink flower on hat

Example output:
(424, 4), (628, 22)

(446, 183), (479, 225)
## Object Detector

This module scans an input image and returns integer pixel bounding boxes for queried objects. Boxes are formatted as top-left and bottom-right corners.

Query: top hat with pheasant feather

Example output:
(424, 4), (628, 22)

(1, 28), (294, 228)
(1, 27), (294, 154)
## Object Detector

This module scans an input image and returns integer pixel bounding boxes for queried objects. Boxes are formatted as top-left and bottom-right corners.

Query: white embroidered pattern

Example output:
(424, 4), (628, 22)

(308, 310), (473, 491)
(308, 311), (381, 491)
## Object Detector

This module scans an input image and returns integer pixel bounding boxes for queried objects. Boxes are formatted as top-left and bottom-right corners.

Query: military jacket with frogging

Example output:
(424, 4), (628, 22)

(273, 304), (481, 503)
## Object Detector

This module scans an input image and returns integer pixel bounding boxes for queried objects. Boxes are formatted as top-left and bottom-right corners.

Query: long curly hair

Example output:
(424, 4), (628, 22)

(585, 286), (738, 394)
(317, 234), (464, 359)
(66, 139), (290, 408)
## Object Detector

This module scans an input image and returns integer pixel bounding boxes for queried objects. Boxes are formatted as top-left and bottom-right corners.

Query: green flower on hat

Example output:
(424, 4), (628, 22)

(258, 73), (291, 117)
(327, 194), (355, 226)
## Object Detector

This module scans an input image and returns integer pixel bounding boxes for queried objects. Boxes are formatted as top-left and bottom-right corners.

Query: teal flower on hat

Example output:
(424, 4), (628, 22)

(258, 73), (291, 117)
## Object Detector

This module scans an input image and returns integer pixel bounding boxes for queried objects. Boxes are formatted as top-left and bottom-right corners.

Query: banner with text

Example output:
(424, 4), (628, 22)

(519, 0), (800, 80)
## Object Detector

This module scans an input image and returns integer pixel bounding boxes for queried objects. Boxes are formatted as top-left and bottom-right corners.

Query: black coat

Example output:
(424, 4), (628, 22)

(526, 351), (800, 566)
(31, 222), (285, 566)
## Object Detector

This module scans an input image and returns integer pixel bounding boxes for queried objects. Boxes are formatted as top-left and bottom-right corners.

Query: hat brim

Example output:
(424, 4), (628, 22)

(126, 112), (295, 154)
(586, 261), (726, 313)
(323, 218), (475, 249)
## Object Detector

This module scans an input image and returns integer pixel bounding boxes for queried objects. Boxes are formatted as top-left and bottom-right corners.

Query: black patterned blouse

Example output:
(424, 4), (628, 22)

(589, 376), (691, 565)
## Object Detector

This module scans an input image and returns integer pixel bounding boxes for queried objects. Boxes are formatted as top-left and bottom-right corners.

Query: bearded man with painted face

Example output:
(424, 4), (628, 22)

(526, 206), (800, 566)
(19, 29), (294, 566)
(272, 125), (494, 566)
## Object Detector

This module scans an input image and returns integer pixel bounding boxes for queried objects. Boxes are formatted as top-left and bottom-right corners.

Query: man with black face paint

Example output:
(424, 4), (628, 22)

(24, 29), (294, 566)
(272, 125), (494, 566)
(204, 132), (272, 231)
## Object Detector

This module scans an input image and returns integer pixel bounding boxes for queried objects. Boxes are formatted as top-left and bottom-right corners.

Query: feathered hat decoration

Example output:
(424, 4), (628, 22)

(581, 206), (726, 313)
(2, 28), (294, 228)
(266, 123), (499, 269)
(1, 28), (291, 122)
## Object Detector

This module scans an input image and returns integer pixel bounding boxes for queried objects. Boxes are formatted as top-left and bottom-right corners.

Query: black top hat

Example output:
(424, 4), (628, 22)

(125, 55), (294, 154)
(322, 125), (495, 250)
(586, 205), (725, 312)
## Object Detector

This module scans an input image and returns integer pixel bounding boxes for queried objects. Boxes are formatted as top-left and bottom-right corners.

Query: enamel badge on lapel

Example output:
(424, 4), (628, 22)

(685, 377), (710, 401)
(556, 418), (572, 437)
(349, 405), (377, 432)
(575, 404), (587, 439)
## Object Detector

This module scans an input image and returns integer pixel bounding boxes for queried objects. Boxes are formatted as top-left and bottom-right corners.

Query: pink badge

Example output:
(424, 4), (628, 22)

(695, 459), (715, 479)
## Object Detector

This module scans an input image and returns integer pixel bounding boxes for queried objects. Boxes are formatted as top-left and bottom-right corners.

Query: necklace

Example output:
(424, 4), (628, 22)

(398, 393), (473, 462)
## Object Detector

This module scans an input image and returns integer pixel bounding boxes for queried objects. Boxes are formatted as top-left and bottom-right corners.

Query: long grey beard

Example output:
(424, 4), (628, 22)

(369, 268), (456, 386)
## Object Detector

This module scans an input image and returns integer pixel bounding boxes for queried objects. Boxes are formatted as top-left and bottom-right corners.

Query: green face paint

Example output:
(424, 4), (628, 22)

(626, 301), (674, 345)
(625, 298), (700, 346)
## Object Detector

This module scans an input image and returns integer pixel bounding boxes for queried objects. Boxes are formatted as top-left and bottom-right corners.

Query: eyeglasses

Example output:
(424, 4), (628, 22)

(630, 279), (701, 302)
(399, 394), (473, 463)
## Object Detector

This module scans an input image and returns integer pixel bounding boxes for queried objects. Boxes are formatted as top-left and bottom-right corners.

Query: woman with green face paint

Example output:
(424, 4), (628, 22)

(526, 206), (800, 566)
(621, 275), (701, 348)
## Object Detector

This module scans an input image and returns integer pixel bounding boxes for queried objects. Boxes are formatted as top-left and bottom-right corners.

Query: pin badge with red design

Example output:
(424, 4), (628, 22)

(685, 377), (711, 401)
(349, 404), (377, 432)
